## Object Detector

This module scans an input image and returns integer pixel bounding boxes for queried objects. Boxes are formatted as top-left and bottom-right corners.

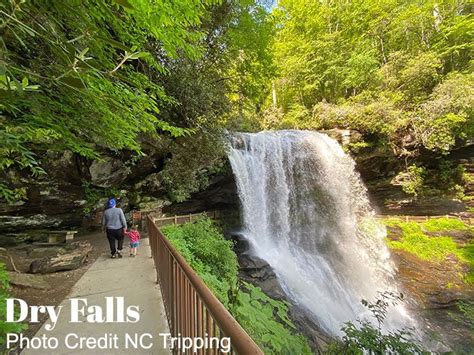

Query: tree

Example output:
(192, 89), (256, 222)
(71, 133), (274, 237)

(0, 0), (219, 200)
(267, 0), (472, 154)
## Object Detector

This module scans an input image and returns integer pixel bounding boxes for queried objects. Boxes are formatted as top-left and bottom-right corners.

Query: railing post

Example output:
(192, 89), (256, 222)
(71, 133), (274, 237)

(147, 215), (263, 355)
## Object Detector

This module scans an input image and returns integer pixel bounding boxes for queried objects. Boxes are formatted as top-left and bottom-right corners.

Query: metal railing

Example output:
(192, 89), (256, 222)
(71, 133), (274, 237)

(147, 216), (263, 355)
(375, 214), (473, 225)
(153, 211), (224, 227)
(151, 210), (241, 228)
(152, 211), (473, 227)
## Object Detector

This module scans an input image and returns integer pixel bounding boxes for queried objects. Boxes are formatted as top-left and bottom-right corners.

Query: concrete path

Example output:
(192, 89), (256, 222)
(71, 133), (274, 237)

(23, 238), (170, 355)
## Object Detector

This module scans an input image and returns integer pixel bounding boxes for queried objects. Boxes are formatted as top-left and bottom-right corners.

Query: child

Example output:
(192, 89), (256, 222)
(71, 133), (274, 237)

(124, 225), (140, 257)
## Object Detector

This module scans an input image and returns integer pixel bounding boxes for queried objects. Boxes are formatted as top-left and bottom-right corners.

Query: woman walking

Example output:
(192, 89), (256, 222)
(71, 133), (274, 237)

(102, 198), (127, 258)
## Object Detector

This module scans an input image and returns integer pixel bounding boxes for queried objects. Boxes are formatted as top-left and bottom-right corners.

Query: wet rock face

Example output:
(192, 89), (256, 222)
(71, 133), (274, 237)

(352, 144), (473, 216)
(228, 232), (330, 353)
(163, 171), (239, 215)
(0, 145), (167, 236)
(0, 181), (85, 235)
(135, 197), (171, 213)
(387, 226), (474, 351)
(0, 150), (89, 237)
(238, 253), (287, 301)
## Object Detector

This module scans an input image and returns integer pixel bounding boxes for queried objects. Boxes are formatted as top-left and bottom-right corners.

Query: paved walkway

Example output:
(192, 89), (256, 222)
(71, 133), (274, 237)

(23, 238), (170, 354)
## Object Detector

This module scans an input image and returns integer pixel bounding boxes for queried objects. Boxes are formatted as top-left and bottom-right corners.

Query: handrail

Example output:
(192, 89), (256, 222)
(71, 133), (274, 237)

(375, 214), (473, 225)
(151, 211), (472, 226)
(147, 216), (263, 355)
(151, 210), (240, 227)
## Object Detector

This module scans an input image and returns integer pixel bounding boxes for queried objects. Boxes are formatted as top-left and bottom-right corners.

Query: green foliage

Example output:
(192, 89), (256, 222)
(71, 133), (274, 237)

(0, 263), (27, 346)
(394, 165), (426, 197)
(326, 292), (424, 355)
(0, 184), (26, 204)
(1, 0), (208, 152)
(161, 218), (312, 353)
(398, 52), (442, 103)
(223, 1), (276, 129)
(160, 132), (227, 202)
(416, 72), (474, 153)
(385, 218), (474, 284)
(423, 217), (469, 232)
(449, 300), (474, 331)
(387, 226), (461, 262)
(233, 283), (312, 355)
(1, 0), (234, 202)
(268, 0), (473, 154)
(82, 182), (122, 214)
(161, 218), (238, 305)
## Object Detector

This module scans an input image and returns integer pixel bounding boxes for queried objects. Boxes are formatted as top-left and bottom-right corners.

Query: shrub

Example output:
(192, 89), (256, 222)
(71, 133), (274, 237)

(161, 218), (238, 306)
(233, 283), (312, 355)
(161, 218), (312, 353)
(0, 263), (27, 346)
(416, 72), (474, 153)
(326, 292), (424, 354)
(392, 165), (426, 197)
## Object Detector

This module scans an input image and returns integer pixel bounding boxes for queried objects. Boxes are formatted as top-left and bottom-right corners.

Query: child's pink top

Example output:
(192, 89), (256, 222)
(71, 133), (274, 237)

(124, 229), (140, 243)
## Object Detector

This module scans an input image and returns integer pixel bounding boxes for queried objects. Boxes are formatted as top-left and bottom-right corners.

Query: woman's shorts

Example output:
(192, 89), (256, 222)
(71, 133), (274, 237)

(130, 241), (139, 248)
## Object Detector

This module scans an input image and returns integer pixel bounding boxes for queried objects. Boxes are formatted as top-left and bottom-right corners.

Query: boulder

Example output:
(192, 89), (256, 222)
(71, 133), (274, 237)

(29, 241), (92, 273)
(163, 170), (239, 215)
(89, 157), (130, 187)
(8, 272), (49, 290)
(321, 129), (363, 147)
(0, 215), (62, 233)
(137, 197), (171, 212)
(0, 248), (18, 272)
(238, 254), (286, 300)
(29, 246), (66, 259)
(228, 232), (250, 254)
(0, 233), (32, 247)
(133, 172), (165, 195)
(288, 305), (332, 353)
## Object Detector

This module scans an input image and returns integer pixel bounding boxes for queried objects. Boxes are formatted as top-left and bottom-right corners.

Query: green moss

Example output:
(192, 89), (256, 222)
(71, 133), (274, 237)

(385, 218), (473, 284)
(387, 233), (460, 262)
(449, 301), (474, 330)
(423, 217), (469, 232)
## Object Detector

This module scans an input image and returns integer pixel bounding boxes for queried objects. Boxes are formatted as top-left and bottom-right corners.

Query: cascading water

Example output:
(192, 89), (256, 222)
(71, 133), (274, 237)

(228, 130), (412, 336)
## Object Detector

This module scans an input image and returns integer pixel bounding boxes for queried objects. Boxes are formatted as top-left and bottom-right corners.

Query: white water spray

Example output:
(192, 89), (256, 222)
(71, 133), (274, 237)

(228, 130), (412, 336)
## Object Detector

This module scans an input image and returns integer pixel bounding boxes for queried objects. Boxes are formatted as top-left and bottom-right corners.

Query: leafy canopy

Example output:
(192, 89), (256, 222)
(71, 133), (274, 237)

(0, 0), (219, 199)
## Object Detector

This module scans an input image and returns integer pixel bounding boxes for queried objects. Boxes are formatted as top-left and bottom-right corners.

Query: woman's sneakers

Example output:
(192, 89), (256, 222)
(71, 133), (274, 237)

(111, 251), (123, 259)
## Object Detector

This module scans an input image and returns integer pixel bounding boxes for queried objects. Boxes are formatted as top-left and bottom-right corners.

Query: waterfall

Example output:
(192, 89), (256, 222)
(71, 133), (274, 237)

(228, 130), (411, 336)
